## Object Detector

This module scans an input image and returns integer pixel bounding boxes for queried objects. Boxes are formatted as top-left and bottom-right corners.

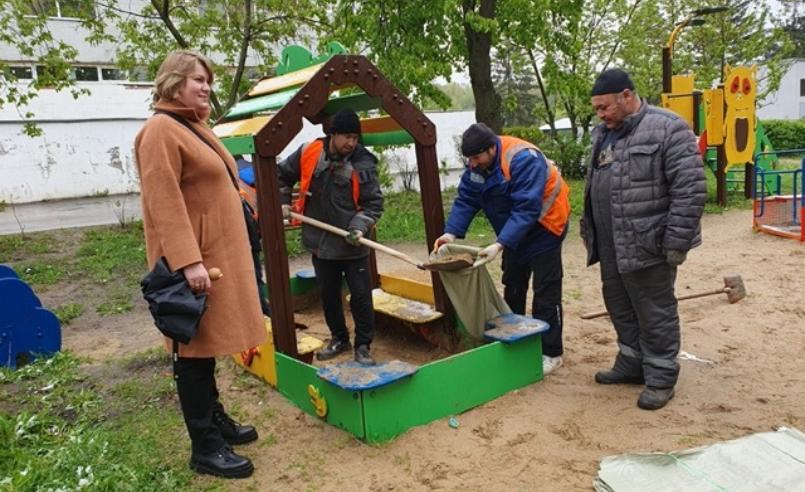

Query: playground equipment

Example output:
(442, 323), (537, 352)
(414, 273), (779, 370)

(581, 274), (746, 319)
(753, 149), (805, 242)
(660, 6), (779, 205)
(0, 264), (61, 368)
(212, 44), (551, 442)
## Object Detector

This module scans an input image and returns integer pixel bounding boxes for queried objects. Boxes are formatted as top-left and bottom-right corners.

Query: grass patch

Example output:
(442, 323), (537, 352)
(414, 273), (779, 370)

(76, 222), (147, 285)
(96, 289), (133, 316)
(0, 351), (196, 491)
(17, 261), (66, 287)
(704, 169), (754, 214)
(0, 234), (55, 263)
(53, 303), (85, 325)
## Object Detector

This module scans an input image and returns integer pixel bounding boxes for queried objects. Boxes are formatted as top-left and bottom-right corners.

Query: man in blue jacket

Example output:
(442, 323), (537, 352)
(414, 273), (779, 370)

(435, 123), (571, 375)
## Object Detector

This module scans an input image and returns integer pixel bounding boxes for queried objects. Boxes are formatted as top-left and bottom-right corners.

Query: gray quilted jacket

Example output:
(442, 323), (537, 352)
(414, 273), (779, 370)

(580, 100), (706, 274)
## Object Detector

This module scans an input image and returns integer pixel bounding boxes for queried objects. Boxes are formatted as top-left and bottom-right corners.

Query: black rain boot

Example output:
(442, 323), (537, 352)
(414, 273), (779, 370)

(212, 409), (258, 445)
(190, 445), (254, 479)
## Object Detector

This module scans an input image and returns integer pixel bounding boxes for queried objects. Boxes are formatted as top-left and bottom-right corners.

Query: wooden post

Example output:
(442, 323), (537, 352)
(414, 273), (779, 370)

(716, 145), (727, 207)
(252, 153), (298, 359)
(415, 143), (453, 319)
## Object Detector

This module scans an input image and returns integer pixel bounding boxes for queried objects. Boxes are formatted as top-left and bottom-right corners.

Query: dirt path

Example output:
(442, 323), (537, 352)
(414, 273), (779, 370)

(54, 209), (805, 490)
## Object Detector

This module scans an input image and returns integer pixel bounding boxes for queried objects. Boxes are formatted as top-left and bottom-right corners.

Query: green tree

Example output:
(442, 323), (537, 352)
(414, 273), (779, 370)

(0, 0), (333, 126)
(331, 0), (505, 131)
(102, 0), (332, 119)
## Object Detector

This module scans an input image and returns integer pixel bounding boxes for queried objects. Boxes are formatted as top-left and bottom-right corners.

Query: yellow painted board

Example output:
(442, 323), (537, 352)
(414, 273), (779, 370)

(704, 88), (724, 145)
(662, 93), (694, 129)
(671, 74), (694, 94)
(360, 115), (403, 134)
(231, 316), (324, 387)
(372, 288), (443, 324)
(232, 317), (277, 386)
(213, 116), (272, 138)
(248, 63), (324, 97)
(378, 274), (435, 305)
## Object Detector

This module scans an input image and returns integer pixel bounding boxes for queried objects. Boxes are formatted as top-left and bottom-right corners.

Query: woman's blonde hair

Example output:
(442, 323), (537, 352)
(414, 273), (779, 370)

(153, 50), (214, 103)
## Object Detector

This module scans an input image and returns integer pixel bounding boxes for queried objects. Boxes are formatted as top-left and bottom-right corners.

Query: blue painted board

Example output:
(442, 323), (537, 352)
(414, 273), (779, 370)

(318, 360), (419, 391)
(484, 313), (549, 343)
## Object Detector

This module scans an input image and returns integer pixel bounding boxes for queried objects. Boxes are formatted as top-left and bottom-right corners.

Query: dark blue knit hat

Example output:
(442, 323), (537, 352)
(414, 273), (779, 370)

(591, 68), (635, 96)
(329, 108), (361, 135)
(461, 123), (497, 157)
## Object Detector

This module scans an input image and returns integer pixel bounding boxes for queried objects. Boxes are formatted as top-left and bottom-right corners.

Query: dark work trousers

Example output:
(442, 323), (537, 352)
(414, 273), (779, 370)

(173, 356), (226, 454)
(311, 255), (375, 348)
(501, 246), (564, 357)
(598, 252), (681, 389)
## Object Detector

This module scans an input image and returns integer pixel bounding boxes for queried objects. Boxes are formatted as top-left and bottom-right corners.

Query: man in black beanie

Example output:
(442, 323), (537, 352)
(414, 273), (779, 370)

(278, 108), (384, 365)
(581, 68), (706, 410)
(434, 122), (571, 376)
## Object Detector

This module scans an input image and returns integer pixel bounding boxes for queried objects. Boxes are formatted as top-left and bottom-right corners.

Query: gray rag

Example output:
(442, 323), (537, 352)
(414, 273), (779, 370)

(430, 244), (511, 338)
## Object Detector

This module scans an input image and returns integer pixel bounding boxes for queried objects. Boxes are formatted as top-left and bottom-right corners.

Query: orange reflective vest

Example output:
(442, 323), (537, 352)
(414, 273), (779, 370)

(294, 139), (361, 214)
(498, 136), (570, 237)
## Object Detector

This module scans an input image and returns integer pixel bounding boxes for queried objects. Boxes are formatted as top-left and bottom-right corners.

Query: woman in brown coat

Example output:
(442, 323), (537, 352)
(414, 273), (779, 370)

(134, 50), (266, 479)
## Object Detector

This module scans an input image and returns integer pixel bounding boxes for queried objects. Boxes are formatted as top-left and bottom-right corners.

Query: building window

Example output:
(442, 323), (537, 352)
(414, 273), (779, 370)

(8, 66), (34, 79)
(801, 79), (805, 97)
(73, 66), (99, 81)
(127, 67), (152, 82)
(27, 0), (95, 19)
(101, 68), (127, 81)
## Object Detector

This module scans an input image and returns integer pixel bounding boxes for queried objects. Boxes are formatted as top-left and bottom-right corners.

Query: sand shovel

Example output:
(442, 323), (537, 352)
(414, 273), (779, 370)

(580, 273), (746, 319)
(289, 211), (473, 271)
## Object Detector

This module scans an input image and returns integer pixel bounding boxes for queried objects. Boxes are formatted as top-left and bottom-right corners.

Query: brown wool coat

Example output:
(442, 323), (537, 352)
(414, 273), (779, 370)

(134, 100), (266, 357)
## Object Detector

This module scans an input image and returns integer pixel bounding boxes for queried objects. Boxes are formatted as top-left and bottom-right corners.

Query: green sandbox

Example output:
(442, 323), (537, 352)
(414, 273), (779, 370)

(275, 334), (543, 443)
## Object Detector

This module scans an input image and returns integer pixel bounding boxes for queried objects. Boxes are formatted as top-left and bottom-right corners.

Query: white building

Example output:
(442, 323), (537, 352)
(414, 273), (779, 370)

(1, 2), (473, 204)
(0, 1), (153, 204)
(757, 58), (805, 120)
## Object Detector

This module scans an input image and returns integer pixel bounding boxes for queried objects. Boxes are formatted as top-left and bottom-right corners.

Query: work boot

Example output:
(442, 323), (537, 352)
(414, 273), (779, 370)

(212, 410), (258, 446)
(354, 345), (376, 366)
(638, 387), (675, 410)
(316, 338), (352, 361)
(190, 445), (254, 479)
(594, 369), (645, 385)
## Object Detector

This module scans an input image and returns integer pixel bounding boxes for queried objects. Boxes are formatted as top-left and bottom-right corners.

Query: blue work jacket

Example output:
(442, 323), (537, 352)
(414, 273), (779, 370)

(445, 139), (566, 264)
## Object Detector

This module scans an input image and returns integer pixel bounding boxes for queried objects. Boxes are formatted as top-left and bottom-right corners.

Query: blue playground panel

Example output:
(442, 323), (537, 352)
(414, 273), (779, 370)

(0, 265), (62, 369)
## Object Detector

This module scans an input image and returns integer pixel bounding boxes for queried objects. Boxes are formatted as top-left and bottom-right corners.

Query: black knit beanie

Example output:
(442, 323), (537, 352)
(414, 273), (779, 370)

(591, 68), (635, 96)
(461, 123), (497, 157)
(329, 108), (361, 135)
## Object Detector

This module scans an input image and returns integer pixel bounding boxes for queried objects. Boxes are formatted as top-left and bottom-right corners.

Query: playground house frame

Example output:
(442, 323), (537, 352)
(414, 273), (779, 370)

(212, 45), (549, 442)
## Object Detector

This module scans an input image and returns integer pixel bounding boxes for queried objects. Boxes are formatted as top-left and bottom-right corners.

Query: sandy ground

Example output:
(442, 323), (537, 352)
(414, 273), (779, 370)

(56, 209), (805, 490)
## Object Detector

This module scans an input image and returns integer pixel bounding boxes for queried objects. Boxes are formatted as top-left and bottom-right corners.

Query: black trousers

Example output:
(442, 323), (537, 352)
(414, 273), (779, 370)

(312, 255), (375, 348)
(174, 356), (226, 454)
(501, 246), (564, 357)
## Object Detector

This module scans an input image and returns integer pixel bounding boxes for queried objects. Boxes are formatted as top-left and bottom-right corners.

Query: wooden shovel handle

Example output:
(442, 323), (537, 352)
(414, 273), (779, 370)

(289, 212), (424, 269)
(208, 267), (223, 281)
(581, 287), (729, 319)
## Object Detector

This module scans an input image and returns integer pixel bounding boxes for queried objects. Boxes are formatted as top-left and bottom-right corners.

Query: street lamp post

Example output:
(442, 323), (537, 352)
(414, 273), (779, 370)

(662, 6), (729, 93)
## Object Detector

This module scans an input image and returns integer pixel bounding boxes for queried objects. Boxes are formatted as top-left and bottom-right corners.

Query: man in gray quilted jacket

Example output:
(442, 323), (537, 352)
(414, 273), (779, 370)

(580, 68), (706, 410)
